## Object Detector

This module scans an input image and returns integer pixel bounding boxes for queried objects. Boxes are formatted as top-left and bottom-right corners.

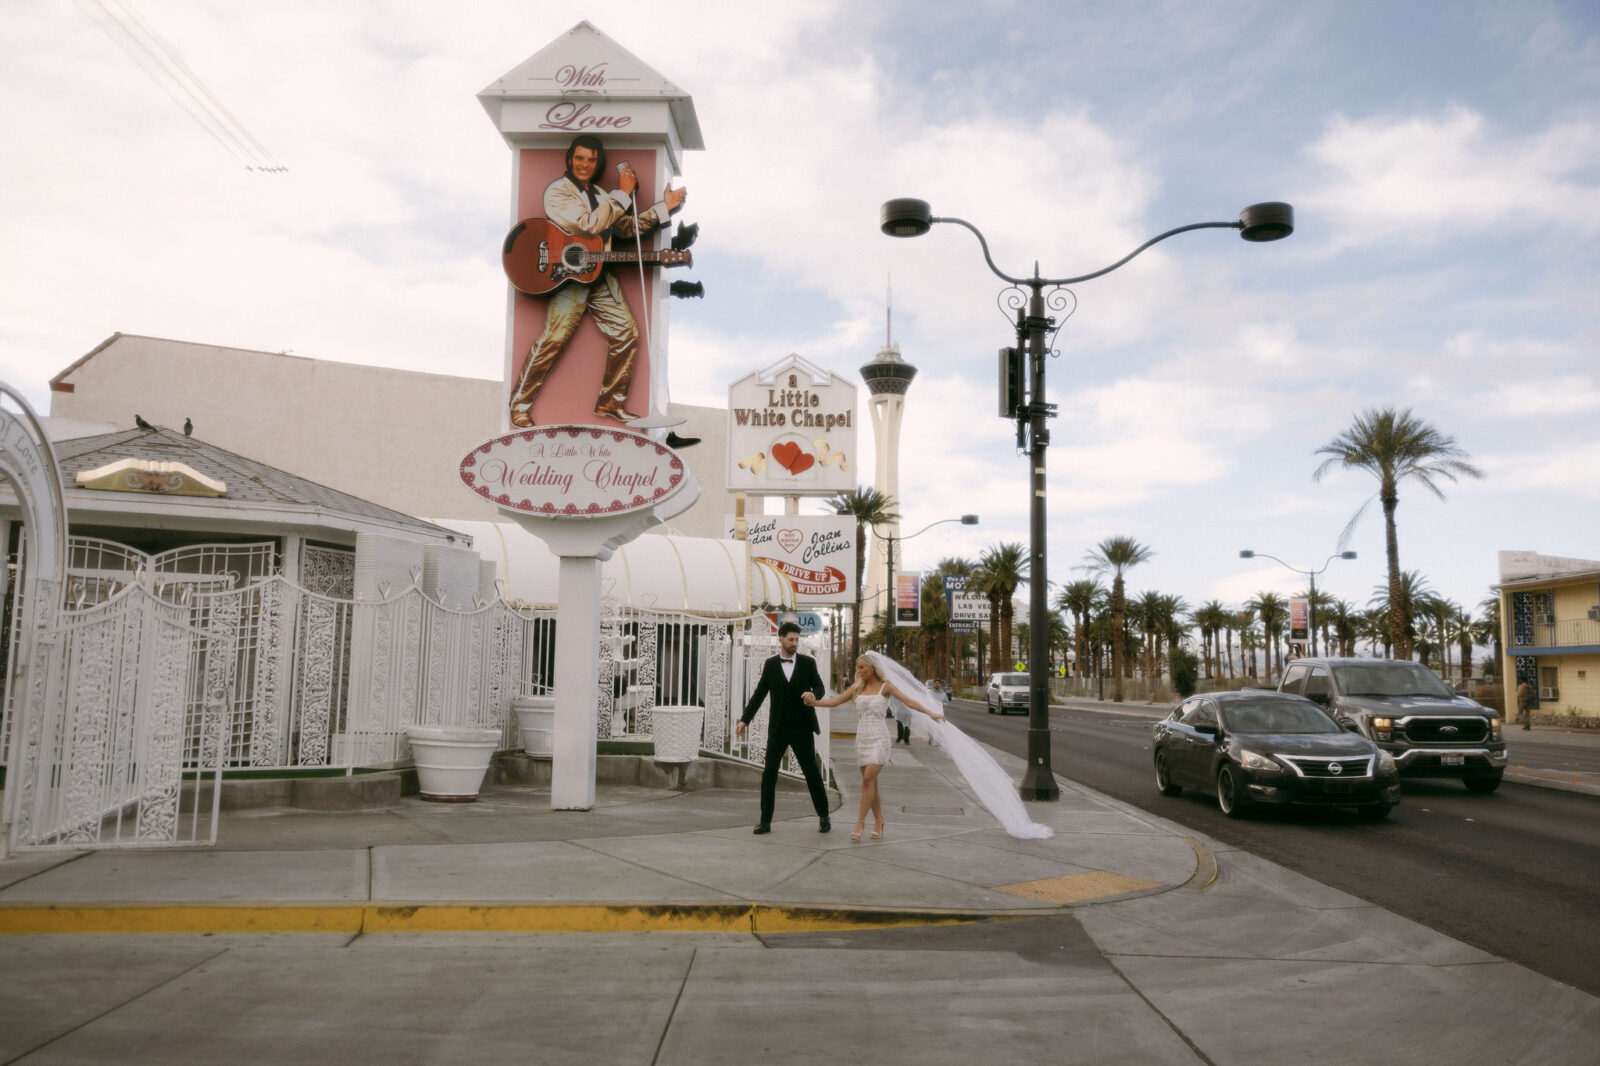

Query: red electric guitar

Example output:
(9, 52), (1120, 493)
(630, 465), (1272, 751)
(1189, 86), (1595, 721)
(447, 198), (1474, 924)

(501, 217), (692, 296)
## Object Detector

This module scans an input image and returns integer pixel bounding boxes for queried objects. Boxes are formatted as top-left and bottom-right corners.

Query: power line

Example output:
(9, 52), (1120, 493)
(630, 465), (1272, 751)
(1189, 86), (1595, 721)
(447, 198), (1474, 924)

(79, 0), (287, 173)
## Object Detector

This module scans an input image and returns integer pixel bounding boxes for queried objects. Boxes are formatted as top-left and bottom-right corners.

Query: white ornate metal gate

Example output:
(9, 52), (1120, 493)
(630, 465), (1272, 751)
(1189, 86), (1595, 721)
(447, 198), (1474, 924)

(7, 585), (228, 849)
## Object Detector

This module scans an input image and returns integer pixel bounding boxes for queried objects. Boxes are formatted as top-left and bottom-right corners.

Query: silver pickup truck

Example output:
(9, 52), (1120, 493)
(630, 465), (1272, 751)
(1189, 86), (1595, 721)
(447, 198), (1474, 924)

(1279, 657), (1508, 792)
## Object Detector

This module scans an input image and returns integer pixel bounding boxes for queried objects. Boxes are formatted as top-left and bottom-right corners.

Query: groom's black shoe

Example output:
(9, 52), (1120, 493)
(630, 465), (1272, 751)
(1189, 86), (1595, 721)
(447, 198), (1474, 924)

(753, 823), (771, 835)
(818, 818), (831, 833)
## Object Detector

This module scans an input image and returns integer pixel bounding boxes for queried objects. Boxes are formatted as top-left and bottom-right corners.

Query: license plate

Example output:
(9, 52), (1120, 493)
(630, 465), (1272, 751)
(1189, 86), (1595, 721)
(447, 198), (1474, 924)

(1440, 754), (1465, 766)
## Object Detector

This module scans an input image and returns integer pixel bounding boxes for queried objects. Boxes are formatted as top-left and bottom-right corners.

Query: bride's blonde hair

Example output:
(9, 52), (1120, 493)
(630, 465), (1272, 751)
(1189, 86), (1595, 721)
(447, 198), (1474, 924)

(855, 656), (882, 683)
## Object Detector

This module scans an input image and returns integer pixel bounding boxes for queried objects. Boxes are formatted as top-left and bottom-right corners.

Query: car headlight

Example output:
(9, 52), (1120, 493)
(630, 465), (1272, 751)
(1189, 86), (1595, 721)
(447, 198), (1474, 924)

(1376, 751), (1397, 773)
(1489, 717), (1502, 741)
(1239, 750), (1282, 772)
(1371, 716), (1393, 741)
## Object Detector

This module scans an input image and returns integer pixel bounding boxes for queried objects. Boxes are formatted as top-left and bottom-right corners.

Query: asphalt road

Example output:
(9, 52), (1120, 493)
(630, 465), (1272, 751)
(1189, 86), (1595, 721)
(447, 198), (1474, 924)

(950, 698), (1600, 998)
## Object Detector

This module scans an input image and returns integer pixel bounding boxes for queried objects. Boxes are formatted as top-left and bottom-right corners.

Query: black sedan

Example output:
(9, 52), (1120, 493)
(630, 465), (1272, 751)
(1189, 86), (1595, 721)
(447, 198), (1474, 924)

(1153, 690), (1402, 819)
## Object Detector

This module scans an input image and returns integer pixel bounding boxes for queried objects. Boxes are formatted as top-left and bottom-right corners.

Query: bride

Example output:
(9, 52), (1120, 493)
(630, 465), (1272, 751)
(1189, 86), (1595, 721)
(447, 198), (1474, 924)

(806, 654), (944, 841)
(807, 651), (1052, 841)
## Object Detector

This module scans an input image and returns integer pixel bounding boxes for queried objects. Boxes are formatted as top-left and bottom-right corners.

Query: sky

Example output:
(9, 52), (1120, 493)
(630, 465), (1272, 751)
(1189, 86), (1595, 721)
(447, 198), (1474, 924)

(2, 0), (1597, 630)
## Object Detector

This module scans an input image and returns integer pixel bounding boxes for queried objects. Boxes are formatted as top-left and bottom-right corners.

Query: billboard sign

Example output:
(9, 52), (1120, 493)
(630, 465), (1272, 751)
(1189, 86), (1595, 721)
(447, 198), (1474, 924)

(894, 571), (921, 627)
(1289, 598), (1310, 642)
(727, 354), (857, 495)
(727, 513), (855, 605)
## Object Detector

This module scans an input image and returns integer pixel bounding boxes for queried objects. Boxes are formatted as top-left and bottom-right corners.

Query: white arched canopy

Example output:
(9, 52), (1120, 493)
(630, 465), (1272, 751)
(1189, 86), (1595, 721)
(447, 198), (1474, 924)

(431, 521), (788, 615)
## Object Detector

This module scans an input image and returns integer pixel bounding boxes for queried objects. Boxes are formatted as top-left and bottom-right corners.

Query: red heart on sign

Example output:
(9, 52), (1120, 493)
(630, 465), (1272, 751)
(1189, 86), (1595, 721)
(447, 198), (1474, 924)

(771, 440), (816, 475)
(777, 528), (802, 553)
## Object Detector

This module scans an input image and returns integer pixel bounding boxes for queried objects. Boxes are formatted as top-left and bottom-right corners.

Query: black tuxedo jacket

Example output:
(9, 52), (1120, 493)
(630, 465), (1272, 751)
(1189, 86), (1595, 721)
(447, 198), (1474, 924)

(741, 652), (826, 737)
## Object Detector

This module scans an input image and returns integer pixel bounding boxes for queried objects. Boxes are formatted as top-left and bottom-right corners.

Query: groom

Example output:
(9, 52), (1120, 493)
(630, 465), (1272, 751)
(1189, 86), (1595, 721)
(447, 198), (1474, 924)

(735, 621), (832, 834)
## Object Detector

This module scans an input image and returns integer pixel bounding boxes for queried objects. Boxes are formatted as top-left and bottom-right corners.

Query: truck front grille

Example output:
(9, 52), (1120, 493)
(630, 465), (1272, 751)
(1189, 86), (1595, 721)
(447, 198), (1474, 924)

(1400, 717), (1488, 743)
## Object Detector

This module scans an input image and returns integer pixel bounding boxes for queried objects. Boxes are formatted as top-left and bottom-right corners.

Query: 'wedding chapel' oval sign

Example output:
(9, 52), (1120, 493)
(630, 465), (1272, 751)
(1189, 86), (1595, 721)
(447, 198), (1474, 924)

(459, 426), (686, 518)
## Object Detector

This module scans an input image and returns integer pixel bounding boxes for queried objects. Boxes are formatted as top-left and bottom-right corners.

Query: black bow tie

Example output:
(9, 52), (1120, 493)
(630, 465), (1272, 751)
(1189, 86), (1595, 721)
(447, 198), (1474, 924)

(780, 657), (794, 663)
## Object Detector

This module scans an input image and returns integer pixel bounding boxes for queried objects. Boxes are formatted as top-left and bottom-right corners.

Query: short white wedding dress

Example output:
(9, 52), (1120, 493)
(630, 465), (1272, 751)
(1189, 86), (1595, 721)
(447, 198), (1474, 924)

(854, 692), (894, 766)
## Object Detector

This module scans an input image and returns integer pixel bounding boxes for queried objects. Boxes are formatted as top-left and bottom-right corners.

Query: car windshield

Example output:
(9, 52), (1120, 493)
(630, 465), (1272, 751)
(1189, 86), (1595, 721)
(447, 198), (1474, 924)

(1000, 675), (1028, 688)
(1333, 662), (1454, 698)
(1220, 701), (1340, 734)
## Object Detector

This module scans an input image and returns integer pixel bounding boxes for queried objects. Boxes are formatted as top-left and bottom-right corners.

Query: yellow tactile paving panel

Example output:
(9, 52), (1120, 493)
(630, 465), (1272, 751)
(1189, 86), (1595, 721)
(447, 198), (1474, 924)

(996, 870), (1163, 905)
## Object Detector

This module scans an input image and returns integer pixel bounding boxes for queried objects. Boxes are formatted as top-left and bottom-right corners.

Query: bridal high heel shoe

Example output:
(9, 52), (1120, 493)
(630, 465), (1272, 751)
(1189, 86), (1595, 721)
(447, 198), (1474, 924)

(849, 824), (864, 843)
(870, 821), (885, 840)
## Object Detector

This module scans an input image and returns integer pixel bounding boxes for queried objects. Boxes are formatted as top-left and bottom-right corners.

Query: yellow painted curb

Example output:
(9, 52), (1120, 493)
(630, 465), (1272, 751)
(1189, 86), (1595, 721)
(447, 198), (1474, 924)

(1182, 837), (1219, 890)
(0, 901), (987, 936)
(0, 904), (363, 935)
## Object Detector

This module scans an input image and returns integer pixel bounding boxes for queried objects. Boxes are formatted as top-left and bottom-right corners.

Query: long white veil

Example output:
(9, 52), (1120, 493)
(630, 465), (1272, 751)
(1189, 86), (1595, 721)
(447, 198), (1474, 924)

(865, 651), (1052, 840)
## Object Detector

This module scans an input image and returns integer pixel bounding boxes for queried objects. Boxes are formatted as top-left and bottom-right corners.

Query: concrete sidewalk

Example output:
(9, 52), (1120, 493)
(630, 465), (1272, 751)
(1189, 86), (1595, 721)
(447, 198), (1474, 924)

(1, 732), (1597, 1064)
(0, 735), (1202, 933)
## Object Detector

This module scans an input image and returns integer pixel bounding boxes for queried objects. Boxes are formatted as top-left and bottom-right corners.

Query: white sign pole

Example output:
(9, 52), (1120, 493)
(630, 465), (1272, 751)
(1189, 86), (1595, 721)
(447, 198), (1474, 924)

(552, 555), (602, 809)
(476, 26), (703, 810)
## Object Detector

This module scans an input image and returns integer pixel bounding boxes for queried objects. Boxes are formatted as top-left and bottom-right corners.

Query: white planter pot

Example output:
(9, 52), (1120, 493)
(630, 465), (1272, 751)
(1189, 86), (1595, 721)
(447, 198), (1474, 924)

(652, 705), (704, 763)
(404, 725), (501, 802)
(511, 695), (556, 757)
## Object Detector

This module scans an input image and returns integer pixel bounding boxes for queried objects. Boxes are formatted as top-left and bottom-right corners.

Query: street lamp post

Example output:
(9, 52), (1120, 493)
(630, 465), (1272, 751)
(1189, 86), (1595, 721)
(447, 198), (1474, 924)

(882, 198), (1293, 801)
(1239, 549), (1358, 656)
(878, 514), (980, 662)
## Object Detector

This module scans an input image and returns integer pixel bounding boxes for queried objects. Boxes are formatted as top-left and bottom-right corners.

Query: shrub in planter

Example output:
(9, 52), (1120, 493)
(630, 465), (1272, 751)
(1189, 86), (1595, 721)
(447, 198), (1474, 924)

(1171, 647), (1199, 699)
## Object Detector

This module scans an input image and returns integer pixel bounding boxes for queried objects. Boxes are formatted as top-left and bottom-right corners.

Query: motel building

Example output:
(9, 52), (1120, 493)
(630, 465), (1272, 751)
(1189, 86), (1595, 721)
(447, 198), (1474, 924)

(1496, 551), (1600, 726)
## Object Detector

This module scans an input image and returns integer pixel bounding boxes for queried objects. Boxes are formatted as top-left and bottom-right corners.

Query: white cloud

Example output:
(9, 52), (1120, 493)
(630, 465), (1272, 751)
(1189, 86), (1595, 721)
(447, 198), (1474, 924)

(1303, 106), (1600, 251)
(1482, 442), (1600, 497)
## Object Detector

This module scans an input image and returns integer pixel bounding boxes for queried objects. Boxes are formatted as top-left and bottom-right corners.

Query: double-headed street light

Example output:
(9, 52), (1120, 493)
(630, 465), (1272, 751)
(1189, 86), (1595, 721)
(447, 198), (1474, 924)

(882, 198), (1294, 801)
(876, 514), (980, 661)
(1239, 549), (1357, 657)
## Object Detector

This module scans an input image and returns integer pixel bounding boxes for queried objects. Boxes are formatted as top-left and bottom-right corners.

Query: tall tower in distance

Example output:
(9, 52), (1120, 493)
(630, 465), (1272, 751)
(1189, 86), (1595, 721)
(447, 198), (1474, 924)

(859, 292), (917, 631)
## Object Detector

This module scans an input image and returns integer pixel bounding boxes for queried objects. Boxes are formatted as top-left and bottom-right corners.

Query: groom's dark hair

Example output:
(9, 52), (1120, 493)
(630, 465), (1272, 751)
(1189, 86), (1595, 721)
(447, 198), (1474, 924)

(777, 621), (802, 638)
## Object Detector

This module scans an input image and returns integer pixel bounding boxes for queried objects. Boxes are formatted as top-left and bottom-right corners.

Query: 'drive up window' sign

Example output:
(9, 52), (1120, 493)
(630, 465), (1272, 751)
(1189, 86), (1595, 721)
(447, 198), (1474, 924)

(726, 514), (855, 605)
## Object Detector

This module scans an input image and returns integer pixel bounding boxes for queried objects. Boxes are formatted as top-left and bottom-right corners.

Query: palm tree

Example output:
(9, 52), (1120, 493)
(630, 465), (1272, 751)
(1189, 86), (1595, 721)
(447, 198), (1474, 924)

(1222, 607), (1241, 679)
(1369, 569), (1433, 662)
(1425, 596), (1461, 678)
(1194, 600), (1229, 680)
(1014, 613), (1070, 674)
(1314, 407), (1483, 660)
(1325, 598), (1358, 657)
(1237, 608), (1260, 680)
(1455, 606), (1476, 681)
(1361, 606), (1390, 657)
(1132, 590), (1165, 681)
(1247, 591), (1287, 682)
(1159, 594), (1191, 683)
(1477, 592), (1503, 679)
(1055, 579), (1103, 682)
(1081, 537), (1155, 702)
(823, 487), (898, 664)
(974, 543), (1027, 673)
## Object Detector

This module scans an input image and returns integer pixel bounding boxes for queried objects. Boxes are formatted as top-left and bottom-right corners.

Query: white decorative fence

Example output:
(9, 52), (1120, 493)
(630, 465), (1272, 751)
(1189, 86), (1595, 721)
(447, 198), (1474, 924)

(2, 559), (829, 851)
(5, 583), (227, 849)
